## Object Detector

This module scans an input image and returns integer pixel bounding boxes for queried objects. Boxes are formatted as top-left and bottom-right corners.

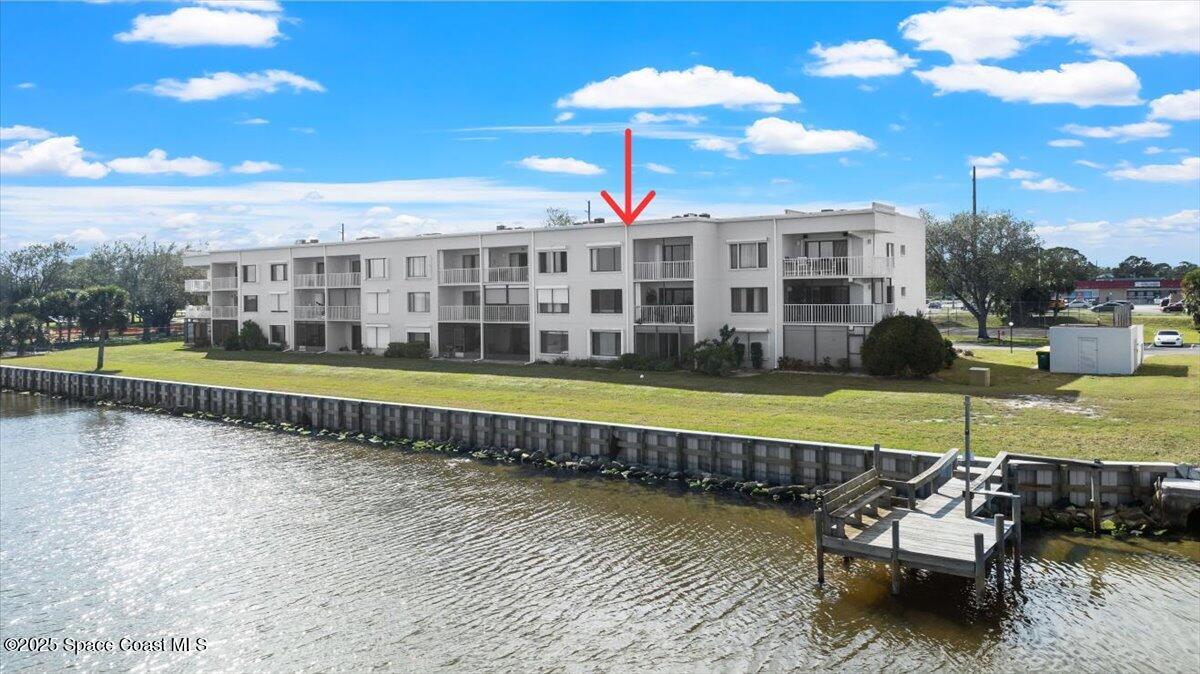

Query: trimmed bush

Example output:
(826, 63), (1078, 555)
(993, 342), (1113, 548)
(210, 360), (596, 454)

(612, 352), (676, 371)
(222, 332), (241, 351)
(750, 342), (764, 369)
(734, 341), (746, 367)
(861, 314), (946, 377)
(238, 320), (269, 351)
(384, 341), (431, 358)
(684, 339), (738, 376)
(942, 338), (958, 368)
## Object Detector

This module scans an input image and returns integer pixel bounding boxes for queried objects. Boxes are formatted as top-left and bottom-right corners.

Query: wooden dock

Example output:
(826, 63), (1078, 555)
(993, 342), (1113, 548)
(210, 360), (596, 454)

(815, 445), (1022, 596)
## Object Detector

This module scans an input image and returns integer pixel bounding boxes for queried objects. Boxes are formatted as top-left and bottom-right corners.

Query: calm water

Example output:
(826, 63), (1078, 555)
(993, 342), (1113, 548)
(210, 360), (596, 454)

(1, 392), (1198, 672)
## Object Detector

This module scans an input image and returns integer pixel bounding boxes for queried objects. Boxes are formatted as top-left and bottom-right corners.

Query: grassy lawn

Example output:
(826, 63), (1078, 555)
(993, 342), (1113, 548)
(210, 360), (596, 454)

(939, 313), (1198, 347)
(4, 342), (1197, 464)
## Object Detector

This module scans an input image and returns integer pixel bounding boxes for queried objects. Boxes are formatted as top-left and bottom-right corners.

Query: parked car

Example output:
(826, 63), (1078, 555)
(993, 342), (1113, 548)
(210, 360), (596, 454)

(1162, 301), (1184, 313)
(1153, 330), (1184, 347)
(1047, 298), (1068, 312)
(1066, 298), (1093, 309)
(927, 301), (943, 310)
(1091, 301), (1123, 313)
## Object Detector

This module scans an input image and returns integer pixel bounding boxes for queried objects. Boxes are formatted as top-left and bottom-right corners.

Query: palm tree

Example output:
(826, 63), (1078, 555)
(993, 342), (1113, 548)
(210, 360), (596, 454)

(77, 285), (129, 371)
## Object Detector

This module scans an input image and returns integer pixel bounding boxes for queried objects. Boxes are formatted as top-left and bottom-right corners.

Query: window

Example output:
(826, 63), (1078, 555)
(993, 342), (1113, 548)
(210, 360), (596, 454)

(508, 251), (528, 268)
(591, 330), (621, 357)
(365, 291), (390, 314)
(484, 286), (527, 305)
(241, 265), (257, 283)
(364, 325), (390, 350)
(269, 325), (286, 345)
(804, 240), (848, 258)
(540, 330), (569, 355)
(270, 263), (287, 281)
(591, 289), (623, 314)
(729, 242), (768, 269)
(537, 287), (569, 314)
(350, 259), (361, 273)
(886, 243), (895, 258)
(461, 253), (479, 269)
(242, 295), (258, 312)
(900, 244), (907, 256)
(590, 246), (621, 272)
(886, 285), (894, 304)
(407, 292), (430, 313)
(407, 331), (430, 344)
(731, 287), (768, 313)
(366, 258), (389, 279)
(405, 256), (427, 278)
(900, 286), (907, 298)
(269, 292), (288, 312)
(662, 243), (692, 262)
(538, 250), (567, 274)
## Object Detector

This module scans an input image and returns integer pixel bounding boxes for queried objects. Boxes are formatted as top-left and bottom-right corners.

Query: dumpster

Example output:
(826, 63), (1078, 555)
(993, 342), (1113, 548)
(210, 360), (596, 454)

(1037, 350), (1050, 371)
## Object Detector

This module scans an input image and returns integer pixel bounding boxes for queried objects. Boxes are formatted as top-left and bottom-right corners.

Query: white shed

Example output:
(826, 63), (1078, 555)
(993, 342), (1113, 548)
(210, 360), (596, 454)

(1048, 324), (1144, 375)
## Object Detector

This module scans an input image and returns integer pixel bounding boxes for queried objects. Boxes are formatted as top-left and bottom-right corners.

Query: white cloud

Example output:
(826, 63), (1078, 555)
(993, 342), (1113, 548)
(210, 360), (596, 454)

(1007, 169), (1040, 179)
(913, 61), (1142, 107)
(115, 6), (282, 48)
(1048, 138), (1084, 148)
(364, 206), (393, 217)
(743, 117), (875, 155)
(1060, 121), (1171, 142)
(1020, 177), (1078, 192)
(107, 149), (222, 176)
(690, 136), (743, 158)
(1106, 156), (1200, 182)
(556, 65), (799, 111)
(632, 111), (705, 125)
(67, 226), (108, 243)
(553, 111), (574, 123)
(644, 162), (675, 174)
(163, 212), (202, 228)
(806, 39), (917, 78)
(974, 167), (1004, 179)
(899, 2), (1200, 63)
(231, 160), (281, 174)
(1036, 209), (1200, 245)
(290, 126), (316, 134)
(0, 125), (54, 141)
(195, 1), (283, 11)
(16, 82), (36, 90)
(1075, 159), (1107, 169)
(968, 152), (1008, 167)
(888, 123), (905, 132)
(517, 155), (604, 175)
(138, 69), (325, 102)
(1144, 146), (1164, 155)
(0, 136), (110, 179)
(237, 117), (270, 125)
(1148, 89), (1200, 121)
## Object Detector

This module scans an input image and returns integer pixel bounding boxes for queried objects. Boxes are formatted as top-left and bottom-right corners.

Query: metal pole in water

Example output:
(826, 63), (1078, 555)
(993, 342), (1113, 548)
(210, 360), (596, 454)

(1012, 494), (1022, 585)
(994, 513), (1006, 593)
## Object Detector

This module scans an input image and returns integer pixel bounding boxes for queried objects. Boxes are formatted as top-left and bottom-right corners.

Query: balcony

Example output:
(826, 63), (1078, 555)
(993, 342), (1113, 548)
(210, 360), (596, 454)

(486, 266), (529, 284)
(211, 306), (238, 320)
(483, 304), (529, 322)
(635, 305), (694, 325)
(439, 305), (481, 322)
(327, 272), (361, 287)
(184, 279), (211, 293)
(211, 276), (238, 291)
(634, 260), (693, 281)
(295, 305), (326, 320)
(184, 305), (211, 319)
(781, 256), (894, 279)
(327, 305), (361, 321)
(439, 267), (481, 285)
(782, 303), (893, 325)
(294, 273), (325, 289)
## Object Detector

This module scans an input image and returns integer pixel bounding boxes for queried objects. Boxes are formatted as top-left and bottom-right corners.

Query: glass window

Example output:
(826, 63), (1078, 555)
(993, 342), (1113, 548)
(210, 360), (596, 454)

(269, 325), (286, 345)
(591, 331), (621, 357)
(662, 243), (692, 262)
(242, 295), (258, 312)
(366, 258), (388, 279)
(900, 244), (907, 256)
(886, 243), (895, 258)
(269, 293), (287, 312)
(241, 265), (257, 283)
(363, 326), (390, 350)
(365, 291), (390, 314)
(590, 246), (621, 272)
(731, 287), (768, 313)
(405, 256), (427, 278)
(407, 292), (429, 313)
(901, 286), (907, 297)
(540, 330), (569, 355)
(729, 242), (768, 269)
(407, 331), (430, 344)
(270, 263), (288, 281)
(591, 289), (622, 314)
(461, 253), (479, 269)
(538, 250), (568, 274)
(537, 287), (569, 313)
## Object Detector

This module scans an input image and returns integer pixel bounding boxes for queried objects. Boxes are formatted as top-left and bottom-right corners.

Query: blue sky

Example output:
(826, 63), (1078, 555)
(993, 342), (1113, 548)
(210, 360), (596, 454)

(1, 1), (1198, 265)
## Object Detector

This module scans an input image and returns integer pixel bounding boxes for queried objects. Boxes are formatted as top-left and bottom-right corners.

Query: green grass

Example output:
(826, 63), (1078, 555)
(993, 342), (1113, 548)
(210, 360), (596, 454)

(4, 342), (1197, 463)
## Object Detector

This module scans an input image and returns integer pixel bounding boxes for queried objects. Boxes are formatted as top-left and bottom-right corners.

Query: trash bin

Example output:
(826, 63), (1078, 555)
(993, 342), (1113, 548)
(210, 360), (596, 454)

(1037, 350), (1050, 371)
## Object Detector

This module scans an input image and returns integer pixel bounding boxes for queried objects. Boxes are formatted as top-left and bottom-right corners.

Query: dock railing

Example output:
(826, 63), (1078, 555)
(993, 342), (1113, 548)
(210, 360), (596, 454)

(882, 447), (959, 509)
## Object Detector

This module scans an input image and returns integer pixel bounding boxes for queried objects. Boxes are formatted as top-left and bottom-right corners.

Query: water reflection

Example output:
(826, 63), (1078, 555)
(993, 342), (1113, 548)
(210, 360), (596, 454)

(1, 393), (1197, 672)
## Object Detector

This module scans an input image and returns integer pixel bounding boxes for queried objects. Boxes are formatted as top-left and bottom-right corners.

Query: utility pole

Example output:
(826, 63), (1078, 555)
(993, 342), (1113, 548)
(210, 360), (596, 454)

(340, 223), (345, 242)
(971, 166), (977, 224)
(587, 199), (592, 224)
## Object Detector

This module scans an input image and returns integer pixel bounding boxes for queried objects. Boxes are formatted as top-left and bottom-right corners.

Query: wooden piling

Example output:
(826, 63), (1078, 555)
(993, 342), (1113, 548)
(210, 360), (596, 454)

(1012, 494), (1022, 584)
(994, 514), (1005, 593)
(815, 509), (826, 585)
(973, 532), (985, 597)
(1090, 468), (1101, 534)
(890, 519), (900, 596)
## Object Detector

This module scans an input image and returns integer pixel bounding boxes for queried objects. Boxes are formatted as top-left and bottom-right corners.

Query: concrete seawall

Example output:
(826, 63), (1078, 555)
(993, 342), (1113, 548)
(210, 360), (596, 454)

(0, 365), (1184, 509)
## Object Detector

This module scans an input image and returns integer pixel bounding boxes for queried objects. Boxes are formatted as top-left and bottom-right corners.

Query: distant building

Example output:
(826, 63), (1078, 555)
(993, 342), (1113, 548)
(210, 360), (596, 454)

(1071, 278), (1182, 304)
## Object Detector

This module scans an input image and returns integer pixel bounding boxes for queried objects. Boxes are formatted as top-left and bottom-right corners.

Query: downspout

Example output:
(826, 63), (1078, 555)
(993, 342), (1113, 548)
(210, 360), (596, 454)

(477, 233), (485, 361)
(527, 229), (537, 364)
(772, 218), (782, 368)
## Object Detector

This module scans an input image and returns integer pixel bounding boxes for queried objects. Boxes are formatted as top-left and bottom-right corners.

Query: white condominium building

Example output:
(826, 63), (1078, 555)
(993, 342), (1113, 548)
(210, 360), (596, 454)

(182, 202), (925, 369)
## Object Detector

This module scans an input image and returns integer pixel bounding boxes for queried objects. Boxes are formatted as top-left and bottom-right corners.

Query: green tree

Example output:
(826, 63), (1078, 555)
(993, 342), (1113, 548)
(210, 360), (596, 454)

(40, 289), (78, 344)
(77, 285), (130, 371)
(0, 241), (75, 313)
(925, 209), (1041, 339)
(1114, 255), (1155, 278)
(1182, 268), (1200, 329)
(1172, 261), (1198, 277)
(543, 207), (574, 228)
(4, 313), (42, 355)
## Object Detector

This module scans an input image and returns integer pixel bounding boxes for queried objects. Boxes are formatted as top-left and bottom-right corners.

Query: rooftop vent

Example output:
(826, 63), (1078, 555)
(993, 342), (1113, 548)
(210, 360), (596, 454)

(820, 209), (835, 212)
(496, 225), (509, 230)
(355, 236), (379, 241)
(672, 212), (710, 219)
(294, 238), (319, 244)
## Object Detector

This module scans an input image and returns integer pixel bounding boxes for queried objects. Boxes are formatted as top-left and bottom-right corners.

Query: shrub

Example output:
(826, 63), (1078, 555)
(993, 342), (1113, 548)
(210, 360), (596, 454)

(384, 341), (431, 358)
(222, 332), (241, 351)
(942, 338), (958, 368)
(684, 339), (738, 376)
(734, 341), (746, 367)
(777, 356), (806, 371)
(861, 314), (946, 377)
(750, 342), (764, 369)
(612, 352), (676, 371)
(238, 320), (269, 351)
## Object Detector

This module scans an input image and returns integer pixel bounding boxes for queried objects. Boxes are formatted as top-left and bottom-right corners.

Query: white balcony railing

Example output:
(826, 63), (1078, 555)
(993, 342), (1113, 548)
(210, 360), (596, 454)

(184, 279), (211, 293)
(439, 305), (481, 322)
(211, 305), (238, 320)
(635, 305), (695, 324)
(486, 266), (529, 284)
(294, 273), (325, 289)
(439, 267), (481, 285)
(483, 304), (530, 322)
(327, 305), (361, 321)
(782, 303), (893, 325)
(326, 272), (361, 287)
(781, 256), (894, 278)
(633, 260), (694, 281)
(295, 305), (326, 320)
(184, 305), (211, 319)
(211, 276), (238, 291)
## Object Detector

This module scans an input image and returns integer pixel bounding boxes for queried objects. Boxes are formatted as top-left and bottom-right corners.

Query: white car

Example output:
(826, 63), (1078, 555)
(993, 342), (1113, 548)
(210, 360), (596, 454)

(1153, 330), (1184, 347)
(1066, 299), (1092, 309)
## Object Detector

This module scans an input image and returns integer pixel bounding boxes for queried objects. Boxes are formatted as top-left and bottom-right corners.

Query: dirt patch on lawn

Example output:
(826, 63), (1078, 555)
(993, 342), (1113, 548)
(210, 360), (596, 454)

(1001, 394), (1103, 419)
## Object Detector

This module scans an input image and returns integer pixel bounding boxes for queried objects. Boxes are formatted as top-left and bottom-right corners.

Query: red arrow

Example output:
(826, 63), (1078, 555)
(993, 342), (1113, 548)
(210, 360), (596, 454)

(600, 128), (656, 226)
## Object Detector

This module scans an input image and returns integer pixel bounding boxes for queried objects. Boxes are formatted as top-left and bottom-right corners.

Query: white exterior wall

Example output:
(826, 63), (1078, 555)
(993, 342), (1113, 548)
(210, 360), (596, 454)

(183, 204), (926, 368)
(1048, 324), (1143, 375)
